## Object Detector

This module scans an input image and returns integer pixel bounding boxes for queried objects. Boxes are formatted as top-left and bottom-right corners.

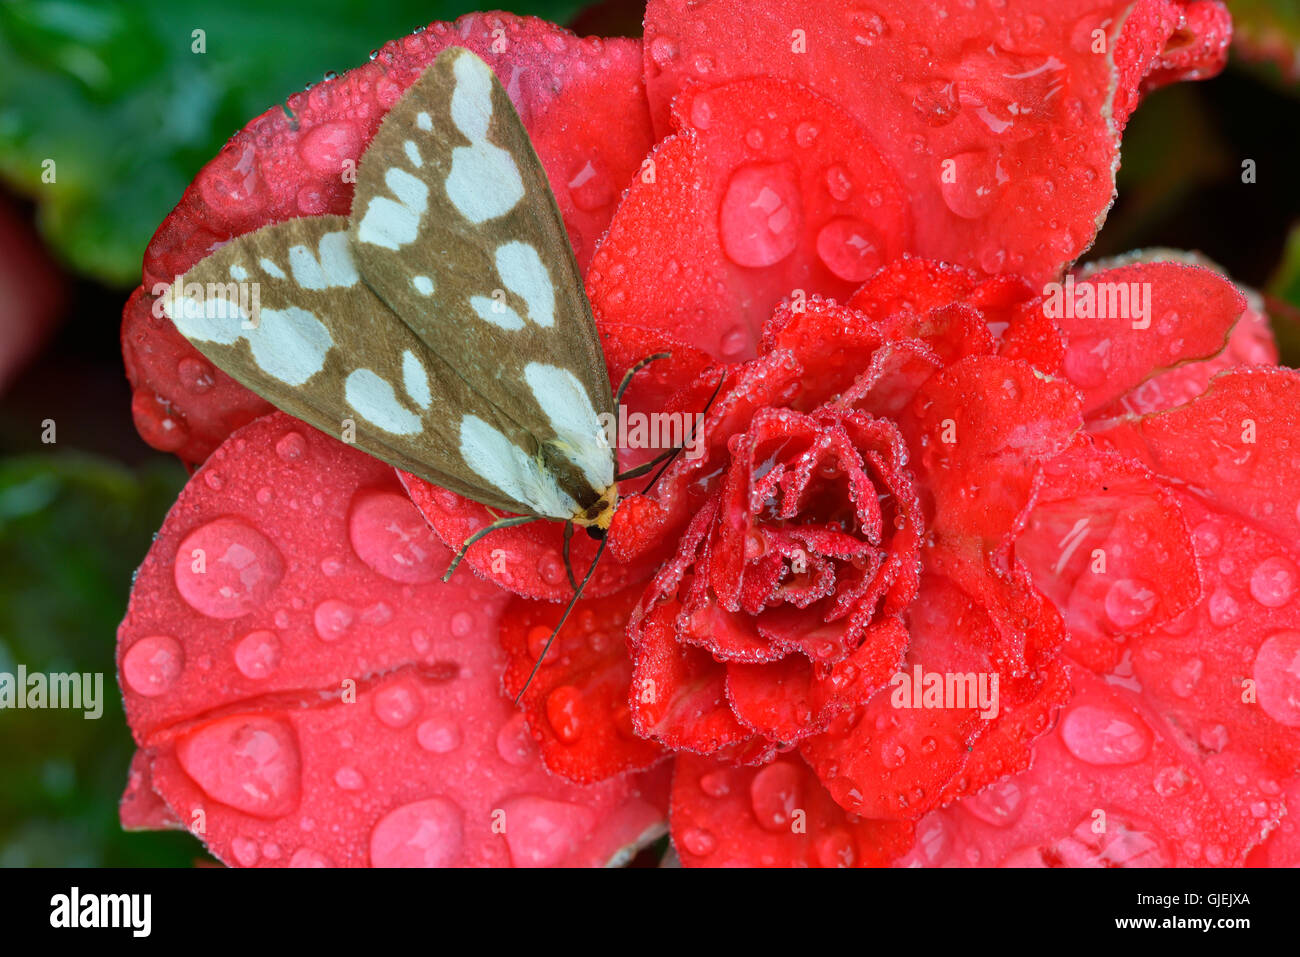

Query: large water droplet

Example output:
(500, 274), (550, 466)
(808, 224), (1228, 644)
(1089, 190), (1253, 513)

(496, 713), (536, 766)
(1253, 631), (1300, 727)
(499, 796), (596, 867)
(122, 635), (184, 697)
(174, 519), (284, 619)
(1104, 578), (1158, 630)
(568, 159), (615, 212)
(348, 490), (444, 583)
(962, 779), (1024, 827)
(1059, 700), (1151, 765)
(679, 827), (717, 856)
(417, 715), (462, 753)
(369, 796), (464, 867)
(275, 431), (307, 462)
(1250, 556), (1297, 608)
(176, 715), (302, 817)
(372, 680), (421, 728)
(816, 217), (882, 282)
(938, 150), (1003, 219)
(719, 163), (802, 267)
(749, 762), (802, 832)
(234, 630), (281, 680)
(546, 685), (584, 743)
(313, 599), (355, 642)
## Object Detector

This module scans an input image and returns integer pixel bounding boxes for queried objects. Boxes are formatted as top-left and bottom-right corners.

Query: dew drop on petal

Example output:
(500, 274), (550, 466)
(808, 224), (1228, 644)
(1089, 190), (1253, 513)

(719, 163), (801, 267)
(816, 217), (882, 282)
(679, 827), (717, 856)
(1253, 631), (1300, 727)
(498, 796), (595, 867)
(1249, 556), (1298, 609)
(313, 599), (355, 642)
(1103, 578), (1158, 630)
(348, 490), (443, 583)
(496, 713), (536, 766)
(122, 635), (185, 697)
(175, 715), (302, 817)
(1059, 700), (1151, 765)
(372, 680), (421, 729)
(233, 630), (281, 680)
(369, 797), (464, 867)
(749, 762), (802, 832)
(275, 431), (307, 462)
(175, 519), (284, 619)
(416, 715), (462, 753)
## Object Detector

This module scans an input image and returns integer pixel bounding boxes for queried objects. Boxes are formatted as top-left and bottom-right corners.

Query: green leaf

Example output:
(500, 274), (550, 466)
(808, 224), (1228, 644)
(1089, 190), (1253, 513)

(0, 0), (585, 285)
(0, 453), (201, 865)
(1230, 0), (1300, 89)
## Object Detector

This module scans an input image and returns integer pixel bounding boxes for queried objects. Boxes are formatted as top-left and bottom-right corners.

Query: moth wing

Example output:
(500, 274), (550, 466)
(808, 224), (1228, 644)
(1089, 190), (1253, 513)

(348, 47), (614, 501)
(162, 214), (583, 520)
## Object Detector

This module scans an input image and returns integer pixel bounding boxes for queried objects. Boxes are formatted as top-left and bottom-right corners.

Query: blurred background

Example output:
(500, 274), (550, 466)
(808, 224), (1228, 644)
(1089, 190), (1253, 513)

(0, 0), (1297, 865)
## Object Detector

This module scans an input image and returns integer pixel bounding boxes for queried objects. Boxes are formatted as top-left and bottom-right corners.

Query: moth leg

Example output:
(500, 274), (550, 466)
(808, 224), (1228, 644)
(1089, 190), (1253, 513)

(561, 519), (579, 592)
(615, 448), (676, 481)
(642, 368), (729, 495)
(442, 515), (539, 583)
(614, 351), (671, 407)
(515, 537), (609, 705)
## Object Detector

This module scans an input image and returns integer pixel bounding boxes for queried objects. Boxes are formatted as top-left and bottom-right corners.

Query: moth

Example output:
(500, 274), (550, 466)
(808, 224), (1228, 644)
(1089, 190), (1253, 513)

(163, 47), (692, 695)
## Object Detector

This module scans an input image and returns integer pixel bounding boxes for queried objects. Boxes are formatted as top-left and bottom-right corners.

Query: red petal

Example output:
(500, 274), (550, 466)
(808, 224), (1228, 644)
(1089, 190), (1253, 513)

(117, 412), (666, 866)
(907, 355), (1082, 547)
(126, 13), (653, 464)
(1094, 367), (1300, 549)
(587, 77), (907, 360)
(643, 0), (1230, 285)
(670, 753), (914, 866)
(500, 586), (667, 783)
(1015, 447), (1201, 673)
(1049, 261), (1246, 415)
(897, 667), (1281, 867)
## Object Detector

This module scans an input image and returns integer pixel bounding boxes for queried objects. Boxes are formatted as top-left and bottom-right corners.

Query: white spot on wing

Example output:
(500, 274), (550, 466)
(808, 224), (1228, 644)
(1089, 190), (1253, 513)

(523, 363), (613, 490)
(166, 294), (332, 386)
(356, 168), (430, 250)
(230, 264), (249, 281)
(402, 350), (431, 409)
(288, 231), (359, 289)
(345, 369), (422, 435)
(470, 295), (524, 330)
(444, 52), (524, 223)
(412, 275), (434, 296)
(259, 258), (286, 279)
(417, 112), (432, 131)
(459, 414), (577, 519)
(403, 140), (423, 168)
(495, 242), (554, 327)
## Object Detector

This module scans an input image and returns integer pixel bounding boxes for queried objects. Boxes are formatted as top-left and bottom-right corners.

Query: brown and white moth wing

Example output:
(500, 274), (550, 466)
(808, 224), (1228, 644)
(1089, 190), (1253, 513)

(161, 214), (582, 519)
(347, 47), (615, 506)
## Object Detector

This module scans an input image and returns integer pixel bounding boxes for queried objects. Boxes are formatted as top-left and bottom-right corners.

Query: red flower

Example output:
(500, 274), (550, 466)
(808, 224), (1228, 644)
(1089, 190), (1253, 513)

(118, 2), (1300, 868)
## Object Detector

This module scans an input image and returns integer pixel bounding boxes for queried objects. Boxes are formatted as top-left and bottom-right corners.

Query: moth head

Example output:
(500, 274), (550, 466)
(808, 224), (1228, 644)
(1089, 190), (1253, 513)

(573, 483), (617, 538)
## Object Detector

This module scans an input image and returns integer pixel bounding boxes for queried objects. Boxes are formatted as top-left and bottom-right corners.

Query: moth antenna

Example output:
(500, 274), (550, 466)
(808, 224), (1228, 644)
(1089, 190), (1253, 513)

(641, 368), (727, 497)
(615, 351), (671, 407)
(442, 515), (539, 583)
(561, 519), (578, 592)
(515, 536), (608, 705)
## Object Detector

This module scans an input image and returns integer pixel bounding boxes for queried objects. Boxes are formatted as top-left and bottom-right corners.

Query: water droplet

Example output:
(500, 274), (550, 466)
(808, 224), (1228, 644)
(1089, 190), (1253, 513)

(963, 779), (1024, 826)
(647, 35), (678, 68)
(288, 848), (332, 867)
(175, 715), (301, 817)
(177, 357), (215, 393)
(122, 635), (184, 697)
(699, 770), (732, 798)
(450, 611), (474, 637)
(1059, 700), (1151, 765)
(1191, 520), (1222, 556)
(567, 159), (615, 212)
(234, 630), (281, 680)
(1253, 631), (1300, 727)
(879, 737), (909, 770)
(537, 553), (565, 586)
(1169, 658), (1203, 699)
(825, 164), (854, 201)
(795, 121), (820, 147)
(369, 797), (464, 867)
(417, 716), (462, 753)
(546, 685), (584, 743)
(313, 599), (355, 642)
(816, 217), (882, 282)
(373, 680), (421, 728)
(498, 796), (595, 867)
(749, 762), (802, 832)
(1104, 578), (1158, 630)
(1250, 556), (1297, 608)
(815, 829), (856, 867)
(348, 490), (443, 583)
(175, 519), (284, 619)
(719, 163), (801, 267)
(938, 150), (1003, 219)
(1207, 587), (1242, 626)
(275, 431), (307, 461)
(496, 713), (536, 766)
(334, 766), (365, 790)
(1153, 766), (1187, 797)
(744, 127), (765, 150)
(231, 836), (260, 866)
(680, 827), (717, 856)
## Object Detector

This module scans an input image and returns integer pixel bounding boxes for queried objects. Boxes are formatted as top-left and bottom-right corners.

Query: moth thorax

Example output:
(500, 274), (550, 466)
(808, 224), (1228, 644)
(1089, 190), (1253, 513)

(573, 484), (617, 538)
